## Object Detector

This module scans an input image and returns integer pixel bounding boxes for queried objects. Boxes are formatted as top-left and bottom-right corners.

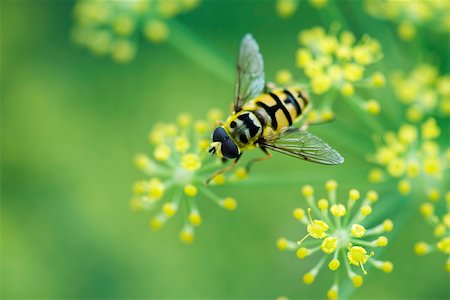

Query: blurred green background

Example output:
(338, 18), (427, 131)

(1, 0), (449, 299)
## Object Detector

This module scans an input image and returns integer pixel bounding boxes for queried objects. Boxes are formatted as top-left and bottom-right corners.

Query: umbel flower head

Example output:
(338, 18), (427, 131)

(364, 0), (450, 41)
(71, 0), (201, 63)
(131, 110), (247, 244)
(276, 0), (328, 18)
(275, 24), (384, 121)
(369, 118), (450, 197)
(414, 191), (450, 272)
(391, 64), (450, 122)
(277, 181), (394, 299)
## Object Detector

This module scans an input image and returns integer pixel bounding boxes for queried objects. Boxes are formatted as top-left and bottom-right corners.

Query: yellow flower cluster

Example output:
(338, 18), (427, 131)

(414, 192), (450, 272)
(276, 0), (328, 18)
(364, 0), (450, 41)
(131, 110), (246, 244)
(277, 181), (394, 299)
(369, 118), (449, 196)
(71, 0), (201, 63)
(276, 26), (384, 120)
(391, 64), (450, 122)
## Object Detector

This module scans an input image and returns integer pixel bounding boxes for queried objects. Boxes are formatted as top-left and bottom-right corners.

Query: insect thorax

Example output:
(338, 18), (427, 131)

(223, 111), (263, 150)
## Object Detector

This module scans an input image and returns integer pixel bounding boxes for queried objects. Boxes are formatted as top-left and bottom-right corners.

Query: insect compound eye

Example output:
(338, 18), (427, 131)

(212, 127), (229, 142)
(221, 139), (239, 159)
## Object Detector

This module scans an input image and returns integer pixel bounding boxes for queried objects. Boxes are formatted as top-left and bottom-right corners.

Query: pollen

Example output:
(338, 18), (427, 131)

(180, 153), (201, 171)
(328, 258), (340, 271)
(351, 224), (366, 238)
(347, 246), (369, 267)
(321, 237), (338, 254)
(307, 209), (329, 239)
(221, 197), (237, 211)
(330, 204), (346, 217)
(296, 247), (309, 259)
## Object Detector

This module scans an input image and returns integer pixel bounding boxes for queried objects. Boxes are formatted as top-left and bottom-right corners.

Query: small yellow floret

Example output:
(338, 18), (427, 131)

(351, 275), (363, 287)
(194, 120), (208, 134)
(211, 174), (225, 185)
(276, 69), (293, 84)
(367, 191), (378, 202)
(180, 154), (201, 171)
(144, 20), (169, 43)
(349, 189), (360, 201)
(148, 178), (164, 200)
(302, 185), (314, 197)
(296, 247), (309, 259)
(371, 72), (385, 87)
(311, 76), (332, 94)
(150, 218), (163, 231)
(318, 199), (329, 210)
(419, 203), (434, 218)
(175, 136), (190, 153)
(414, 242), (430, 255)
(306, 209), (329, 239)
(348, 246), (370, 267)
(368, 168), (384, 183)
(341, 82), (354, 97)
(188, 212), (202, 226)
(427, 189), (440, 202)
(381, 261), (393, 273)
(328, 259), (340, 271)
(360, 205), (372, 216)
(154, 144), (171, 161)
(436, 237), (450, 254)
(383, 219), (394, 232)
(399, 124), (417, 144)
(207, 109), (223, 122)
(321, 237), (338, 254)
(351, 224), (366, 238)
(222, 197), (237, 211)
(134, 154), (150, 170)
(327, 287), (338, 300)
(179, 228), (194, 244)
(330, 204), (346, 217)
(234, 167), (248, 180)
(276, 0), (297, 18)
(162, 203), (177, 217)
(398, 21), (415, 41)
(277, 238), (288, 250)
(177, 113), (192, 128)
(293, 208), (305, 220)
(303, 273), (315, 285)
(325, 180), (337, 190)
(377, 236), (388, 247)
(365, 99), (381, 115)
(398, 179), (411, 195)
(434, 224), (446, 237)
(183, 184), (198, 197)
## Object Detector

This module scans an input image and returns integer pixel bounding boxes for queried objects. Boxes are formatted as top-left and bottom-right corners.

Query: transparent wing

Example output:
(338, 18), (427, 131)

(234, 34), (265, 112)
(260, 128), (344, 165)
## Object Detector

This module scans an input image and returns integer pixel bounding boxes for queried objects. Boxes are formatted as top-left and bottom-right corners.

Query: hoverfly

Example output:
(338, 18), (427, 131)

(208, 34), (344, 182)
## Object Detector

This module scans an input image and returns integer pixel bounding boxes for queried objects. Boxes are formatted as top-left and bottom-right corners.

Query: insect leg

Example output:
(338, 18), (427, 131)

(245, 146), (272, 173)
(205, 154), (242, 185)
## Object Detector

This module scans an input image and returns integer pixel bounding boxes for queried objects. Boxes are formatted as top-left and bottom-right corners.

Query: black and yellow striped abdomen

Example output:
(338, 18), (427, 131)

(245, 88), (309, 132)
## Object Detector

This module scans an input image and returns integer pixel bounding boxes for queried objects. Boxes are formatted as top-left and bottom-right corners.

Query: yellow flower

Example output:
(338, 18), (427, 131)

(278, 181), (394, 297)
(132, 111), (246, 243)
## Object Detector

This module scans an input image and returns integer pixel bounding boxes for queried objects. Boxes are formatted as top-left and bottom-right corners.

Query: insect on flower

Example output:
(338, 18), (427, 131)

(132, 111), (247, 243)
(277, 180), (394, 299)
(208, 34), (344, 182)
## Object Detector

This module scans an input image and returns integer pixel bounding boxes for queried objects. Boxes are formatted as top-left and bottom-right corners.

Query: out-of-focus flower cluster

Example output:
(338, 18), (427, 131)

(276, 0), (328, 18)
(277, 181), (394, 300)
(71, 0), (201, 63)
(414, 191), (450, 272)
(364, 0), (450, 41)
(369, 118), (450, 197)
(391, 64), (450, 122)
(131, 110), (247, 243)
(275, 26), (384, 121)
